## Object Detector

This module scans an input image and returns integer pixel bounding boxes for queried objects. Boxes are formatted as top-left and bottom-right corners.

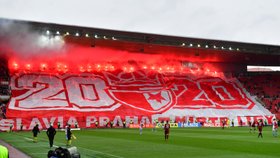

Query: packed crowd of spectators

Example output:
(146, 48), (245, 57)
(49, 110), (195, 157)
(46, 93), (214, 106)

(0, 103), (6, 119)
(0, 58), (10, 119)
(237, 72), (280, 115)
(0, 85), (10, 95)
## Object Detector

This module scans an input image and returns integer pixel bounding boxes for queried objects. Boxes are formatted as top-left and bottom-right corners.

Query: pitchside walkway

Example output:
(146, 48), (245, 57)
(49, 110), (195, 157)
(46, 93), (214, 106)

(0, 139), (31, 158)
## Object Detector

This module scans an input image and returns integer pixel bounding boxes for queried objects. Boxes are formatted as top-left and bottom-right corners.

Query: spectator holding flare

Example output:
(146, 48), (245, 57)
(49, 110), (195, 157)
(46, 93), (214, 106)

(257, 119), (264, 138)
(46, 123), (56, 148)
(164, 121), (170, 141)
(32, 124), (40, 143)
(272, 118), (278, 137)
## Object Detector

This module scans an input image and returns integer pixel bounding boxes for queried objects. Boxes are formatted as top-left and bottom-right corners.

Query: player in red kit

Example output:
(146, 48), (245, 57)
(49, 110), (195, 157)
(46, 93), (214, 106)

(222, 119), (226, 129)
(257, 119), (264, 138)
(164, 121), (170, 141)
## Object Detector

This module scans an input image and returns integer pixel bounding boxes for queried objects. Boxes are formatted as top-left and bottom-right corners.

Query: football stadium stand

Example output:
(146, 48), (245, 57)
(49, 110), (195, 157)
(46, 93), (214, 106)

(0, 18), (279, 131)
(238, 73), (280, 118)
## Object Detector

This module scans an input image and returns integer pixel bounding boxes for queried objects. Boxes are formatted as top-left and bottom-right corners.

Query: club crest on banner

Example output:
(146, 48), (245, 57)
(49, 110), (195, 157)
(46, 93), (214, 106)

(103, 70), (178, 113)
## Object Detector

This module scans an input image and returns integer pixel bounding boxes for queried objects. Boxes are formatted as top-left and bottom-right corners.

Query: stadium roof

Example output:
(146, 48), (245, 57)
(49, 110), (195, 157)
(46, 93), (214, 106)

(2, 18), (279, 55)
(1, 0), (280, 46)
(0, 18), (280, 66)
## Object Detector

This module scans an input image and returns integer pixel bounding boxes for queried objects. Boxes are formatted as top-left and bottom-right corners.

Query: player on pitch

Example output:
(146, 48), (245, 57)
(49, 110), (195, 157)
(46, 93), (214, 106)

(257, 119), (264, 138)
(32, 124), (40, 143)
(164, 121), (170, 141)
(46, 123), (57, 148)
(272, 118), (278, 137)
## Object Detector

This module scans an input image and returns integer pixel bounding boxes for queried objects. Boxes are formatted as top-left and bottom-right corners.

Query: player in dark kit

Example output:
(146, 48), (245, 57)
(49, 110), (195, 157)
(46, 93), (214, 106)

(222, 120), (226, 129)
(66, 125), (72, 146)
(32, 124), (40, 143)
(123, 121), (126, 128)
(57, 122), (61, 129)
(46, 124), (57, 148)
(164, 121), (170, 141)
(257, 119), (264, 138)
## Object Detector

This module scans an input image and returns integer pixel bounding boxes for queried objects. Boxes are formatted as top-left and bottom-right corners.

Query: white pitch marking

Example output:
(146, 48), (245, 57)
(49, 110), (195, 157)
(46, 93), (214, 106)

(78, 146), (125, 158)
(22, 137), (124, 158)
(24, 137), (33, 141)
(30, 153), (47, 155)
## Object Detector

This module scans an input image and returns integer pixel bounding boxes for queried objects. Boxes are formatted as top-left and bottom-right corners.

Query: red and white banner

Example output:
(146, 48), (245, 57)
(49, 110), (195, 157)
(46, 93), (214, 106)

(0, 70), (273, 130)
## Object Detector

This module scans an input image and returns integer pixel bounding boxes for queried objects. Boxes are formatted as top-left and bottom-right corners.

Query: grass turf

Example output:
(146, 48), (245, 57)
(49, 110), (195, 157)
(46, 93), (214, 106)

(0, 127), (279, 158)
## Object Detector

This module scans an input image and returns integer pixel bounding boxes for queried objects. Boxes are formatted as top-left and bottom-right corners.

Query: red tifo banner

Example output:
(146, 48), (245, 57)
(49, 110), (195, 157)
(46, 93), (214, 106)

(0, 70), (262, 130)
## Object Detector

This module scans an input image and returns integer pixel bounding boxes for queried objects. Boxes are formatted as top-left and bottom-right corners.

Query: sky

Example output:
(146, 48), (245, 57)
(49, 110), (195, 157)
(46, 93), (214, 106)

(0, 0), (280, 46)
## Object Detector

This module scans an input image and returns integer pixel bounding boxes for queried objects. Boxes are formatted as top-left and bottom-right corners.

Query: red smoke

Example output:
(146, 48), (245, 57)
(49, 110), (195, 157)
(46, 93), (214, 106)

(0, 21), (221, 77)
(6, 41), (184, 72)
(5, 42), (223, 78)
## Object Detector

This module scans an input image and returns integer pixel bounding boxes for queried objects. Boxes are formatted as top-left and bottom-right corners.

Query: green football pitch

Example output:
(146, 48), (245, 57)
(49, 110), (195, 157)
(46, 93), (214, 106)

(0, 127), (279, 158)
